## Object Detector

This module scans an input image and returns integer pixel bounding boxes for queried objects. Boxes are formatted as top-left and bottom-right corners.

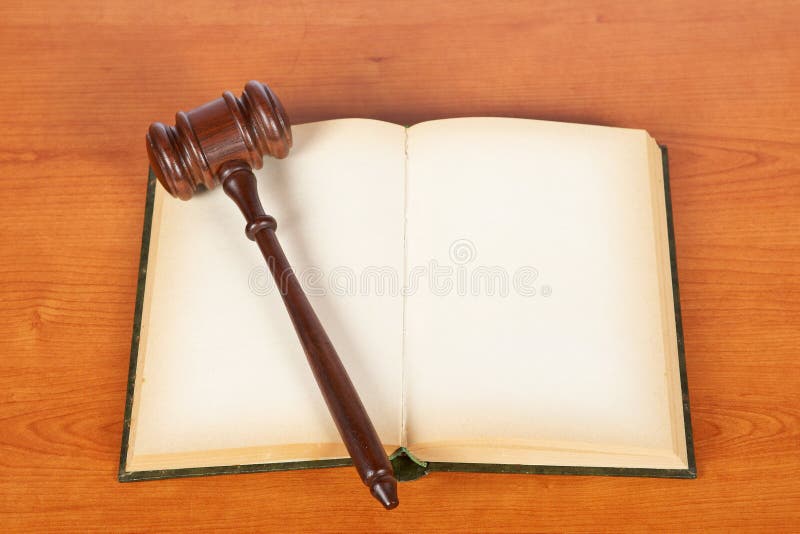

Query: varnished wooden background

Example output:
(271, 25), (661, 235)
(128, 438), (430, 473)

(1, 1), (798, 531)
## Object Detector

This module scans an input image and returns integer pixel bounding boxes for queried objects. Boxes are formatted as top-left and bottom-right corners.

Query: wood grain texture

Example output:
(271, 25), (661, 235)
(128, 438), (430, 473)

(0, 0), (798, 531)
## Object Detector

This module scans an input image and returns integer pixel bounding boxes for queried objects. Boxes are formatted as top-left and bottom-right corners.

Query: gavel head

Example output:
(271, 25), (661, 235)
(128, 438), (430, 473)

(146, 81), (293, 200)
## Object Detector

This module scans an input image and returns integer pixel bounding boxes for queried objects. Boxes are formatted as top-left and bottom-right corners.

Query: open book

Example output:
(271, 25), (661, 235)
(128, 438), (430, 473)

(120, 118), (694, 481)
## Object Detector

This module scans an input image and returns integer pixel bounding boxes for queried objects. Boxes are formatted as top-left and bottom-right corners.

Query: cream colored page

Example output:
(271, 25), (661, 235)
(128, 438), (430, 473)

(130, 119), (405, 464)
(403, 118), (676, 465)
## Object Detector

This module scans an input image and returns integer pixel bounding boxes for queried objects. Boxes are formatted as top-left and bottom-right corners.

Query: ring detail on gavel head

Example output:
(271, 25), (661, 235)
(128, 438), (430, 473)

(146, 80), (293, 200)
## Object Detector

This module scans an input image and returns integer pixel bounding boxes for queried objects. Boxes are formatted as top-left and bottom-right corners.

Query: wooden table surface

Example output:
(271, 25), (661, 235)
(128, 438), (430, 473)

(1, 1), (798, 531)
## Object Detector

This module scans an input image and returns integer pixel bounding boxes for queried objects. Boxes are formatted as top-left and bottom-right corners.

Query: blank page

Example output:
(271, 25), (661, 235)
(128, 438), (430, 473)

(127, 119), (406, 470)
(403, 118), (682, 468)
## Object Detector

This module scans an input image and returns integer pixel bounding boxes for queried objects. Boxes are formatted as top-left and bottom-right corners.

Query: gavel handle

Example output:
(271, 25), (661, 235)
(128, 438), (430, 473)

(221, 164), (399, 510)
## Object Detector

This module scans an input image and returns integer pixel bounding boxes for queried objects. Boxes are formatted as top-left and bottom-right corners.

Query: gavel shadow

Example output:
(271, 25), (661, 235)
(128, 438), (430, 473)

(147, 81), (400, 507)
(258, 125), (393, 440)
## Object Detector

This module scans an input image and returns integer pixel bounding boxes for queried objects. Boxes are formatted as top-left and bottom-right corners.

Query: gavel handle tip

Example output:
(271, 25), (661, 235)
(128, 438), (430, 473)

(370, 475), (399, 510)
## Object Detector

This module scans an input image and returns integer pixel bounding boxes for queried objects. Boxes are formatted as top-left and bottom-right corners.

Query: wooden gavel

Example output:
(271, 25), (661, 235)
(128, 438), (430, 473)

(146, 81), (399, 509)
